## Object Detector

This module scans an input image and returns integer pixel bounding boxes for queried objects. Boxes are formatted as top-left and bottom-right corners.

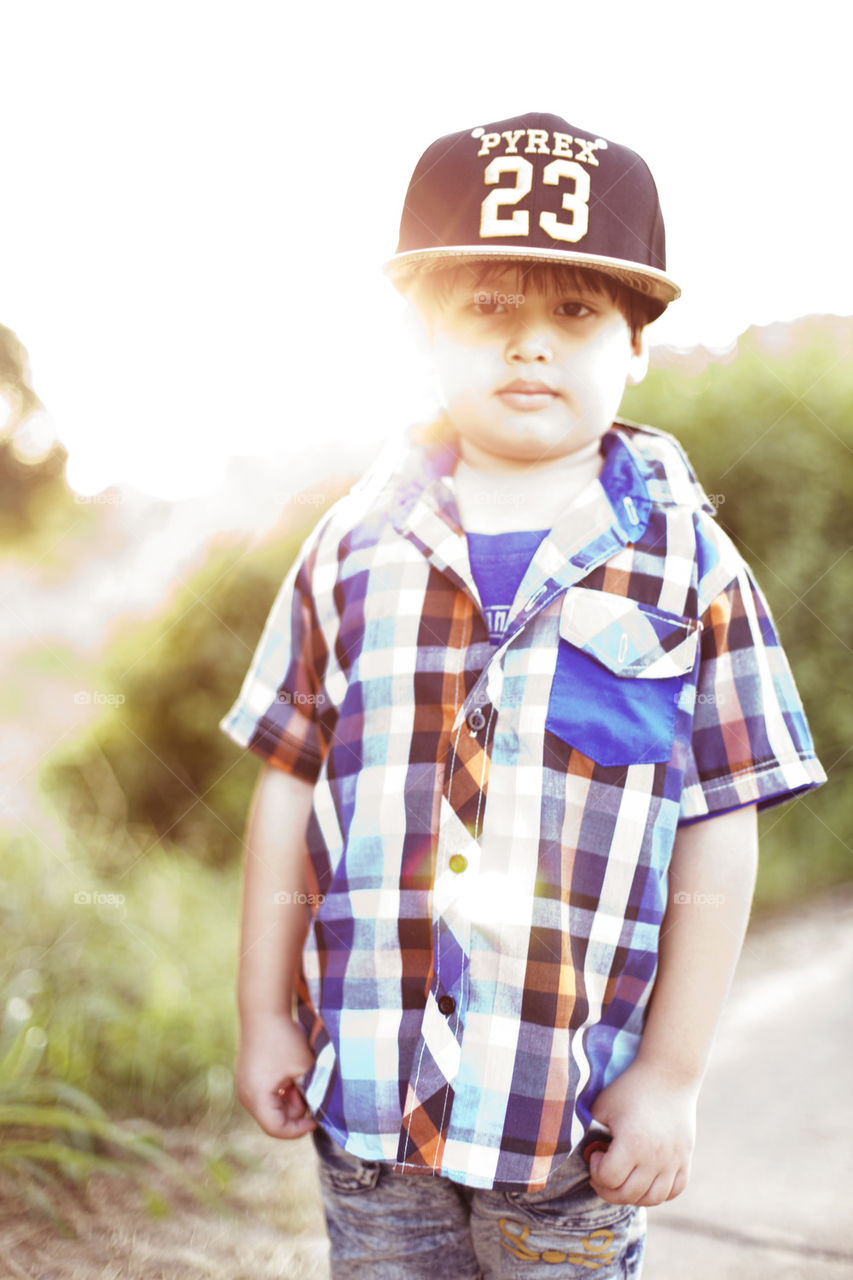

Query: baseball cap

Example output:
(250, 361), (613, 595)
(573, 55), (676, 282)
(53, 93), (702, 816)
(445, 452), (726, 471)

(385, 111), (679, 317)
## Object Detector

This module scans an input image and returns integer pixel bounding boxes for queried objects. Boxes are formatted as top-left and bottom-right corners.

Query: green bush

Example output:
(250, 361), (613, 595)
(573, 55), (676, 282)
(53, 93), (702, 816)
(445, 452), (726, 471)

(623, 318), (853, 905)
(0, 828), (236, 1224)
(0, 829), (239, 1127)
(40, 530), (316, 873)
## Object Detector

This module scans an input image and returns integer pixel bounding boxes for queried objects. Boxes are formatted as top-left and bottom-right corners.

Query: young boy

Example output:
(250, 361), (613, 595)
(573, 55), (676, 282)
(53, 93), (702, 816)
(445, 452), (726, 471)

(222, 112), (826, 1277)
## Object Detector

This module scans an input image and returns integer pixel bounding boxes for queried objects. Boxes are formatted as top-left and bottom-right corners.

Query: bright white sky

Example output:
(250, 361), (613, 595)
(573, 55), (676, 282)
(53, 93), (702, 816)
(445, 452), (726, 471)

(1, 0), (850, 498)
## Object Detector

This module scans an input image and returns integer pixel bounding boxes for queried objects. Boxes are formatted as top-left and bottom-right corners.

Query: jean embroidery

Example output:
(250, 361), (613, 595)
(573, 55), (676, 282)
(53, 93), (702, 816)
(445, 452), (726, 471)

(499, 1217), (618, 1268)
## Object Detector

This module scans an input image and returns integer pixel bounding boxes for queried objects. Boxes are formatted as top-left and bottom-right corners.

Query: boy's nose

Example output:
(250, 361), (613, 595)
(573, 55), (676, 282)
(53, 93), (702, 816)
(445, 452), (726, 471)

(505, 325), (553, 363)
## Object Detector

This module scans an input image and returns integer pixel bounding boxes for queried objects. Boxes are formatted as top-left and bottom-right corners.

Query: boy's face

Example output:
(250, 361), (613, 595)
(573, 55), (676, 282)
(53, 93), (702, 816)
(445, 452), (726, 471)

(420, 269), (647, 472)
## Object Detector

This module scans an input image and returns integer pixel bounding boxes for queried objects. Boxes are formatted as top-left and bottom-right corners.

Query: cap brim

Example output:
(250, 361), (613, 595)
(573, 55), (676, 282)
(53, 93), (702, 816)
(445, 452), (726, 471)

(384, 245), (680, 308)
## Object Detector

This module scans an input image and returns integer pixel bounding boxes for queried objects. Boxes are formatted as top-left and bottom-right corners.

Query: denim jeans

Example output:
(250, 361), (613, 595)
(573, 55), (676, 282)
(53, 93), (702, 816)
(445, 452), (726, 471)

(311, 1126), (646, 1278)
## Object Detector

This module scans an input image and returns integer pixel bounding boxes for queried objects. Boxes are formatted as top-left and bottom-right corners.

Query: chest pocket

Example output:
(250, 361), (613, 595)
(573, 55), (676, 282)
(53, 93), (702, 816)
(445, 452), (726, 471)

(545, 589), (701, 767)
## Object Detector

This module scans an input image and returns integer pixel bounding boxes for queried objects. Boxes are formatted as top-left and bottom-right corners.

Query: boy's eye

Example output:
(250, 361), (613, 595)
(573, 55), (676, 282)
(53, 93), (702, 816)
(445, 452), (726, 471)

(470, 296), (508, 316)
(556, 300), (594, 318)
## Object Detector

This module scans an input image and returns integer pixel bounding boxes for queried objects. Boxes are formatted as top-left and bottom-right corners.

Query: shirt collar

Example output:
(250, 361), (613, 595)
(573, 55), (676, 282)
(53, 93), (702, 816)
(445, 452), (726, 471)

(388, 415), (716, 542)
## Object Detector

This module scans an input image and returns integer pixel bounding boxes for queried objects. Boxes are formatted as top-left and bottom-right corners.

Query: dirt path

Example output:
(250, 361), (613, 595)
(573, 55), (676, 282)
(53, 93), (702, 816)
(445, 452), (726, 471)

(644, 885), (853, 1278)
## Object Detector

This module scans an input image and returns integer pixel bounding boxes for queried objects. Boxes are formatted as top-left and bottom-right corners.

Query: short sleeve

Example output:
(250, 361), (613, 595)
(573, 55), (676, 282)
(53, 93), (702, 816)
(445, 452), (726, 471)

(219, 538), (330, 783)
(678, 559), (827, 823)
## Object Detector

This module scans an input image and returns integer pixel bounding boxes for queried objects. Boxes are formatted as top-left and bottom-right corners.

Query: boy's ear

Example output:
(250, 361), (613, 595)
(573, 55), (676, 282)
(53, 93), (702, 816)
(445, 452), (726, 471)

(626, 332), (649, 386)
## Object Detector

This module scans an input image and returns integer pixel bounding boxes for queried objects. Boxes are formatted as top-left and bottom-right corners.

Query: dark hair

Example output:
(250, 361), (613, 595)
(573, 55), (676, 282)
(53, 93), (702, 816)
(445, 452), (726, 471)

(406, 260), (660, 340)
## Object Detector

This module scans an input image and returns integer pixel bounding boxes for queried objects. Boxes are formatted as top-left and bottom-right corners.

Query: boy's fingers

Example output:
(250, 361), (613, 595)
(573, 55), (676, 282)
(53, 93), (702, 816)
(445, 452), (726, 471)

(257, 1106), (316, 1140)
(250, 1086), (316, 1140)
(277, 1113), (318, 1138)
(276, 1080), (316, 1125)
(589, 1143), (628, 1186)
(274, 1085), (317, 1138)
(250, 1096), (291, 1137)
(588, 1144), (640, 1199)
(636, 1170), (676, 1206)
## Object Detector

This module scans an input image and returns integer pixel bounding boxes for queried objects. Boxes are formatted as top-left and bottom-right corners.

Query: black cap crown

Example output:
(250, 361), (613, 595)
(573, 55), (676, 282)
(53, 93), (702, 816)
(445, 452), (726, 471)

(385, 111), (679, 316)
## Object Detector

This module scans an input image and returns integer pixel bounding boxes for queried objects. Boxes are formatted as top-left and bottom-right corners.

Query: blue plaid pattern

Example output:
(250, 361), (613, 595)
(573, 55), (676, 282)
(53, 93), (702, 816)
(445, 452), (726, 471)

(221, 418), (826, 1191)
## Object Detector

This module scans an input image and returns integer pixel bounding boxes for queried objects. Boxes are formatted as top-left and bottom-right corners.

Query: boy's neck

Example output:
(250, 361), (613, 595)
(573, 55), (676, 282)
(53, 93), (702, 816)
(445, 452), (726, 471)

(457, 435), (603, 475)
(453, 438), (604, 535)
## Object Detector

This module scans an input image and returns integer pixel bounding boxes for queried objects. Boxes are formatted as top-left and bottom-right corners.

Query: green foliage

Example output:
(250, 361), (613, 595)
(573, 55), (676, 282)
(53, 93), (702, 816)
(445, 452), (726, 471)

(0, 1083), (218, 1232)
(0, 829), (241, 1126)
(0, 829), (238, 1225)
(623, 318), (853, 904)
(0, 321), (42, 423)
(0, 320), (76, 547)
(40, 528), (321, 873)
(0, 437), (74, 544)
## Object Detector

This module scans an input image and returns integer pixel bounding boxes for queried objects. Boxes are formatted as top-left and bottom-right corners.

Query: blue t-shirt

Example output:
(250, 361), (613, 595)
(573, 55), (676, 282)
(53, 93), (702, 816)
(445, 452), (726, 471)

(466, 529), (550, 645)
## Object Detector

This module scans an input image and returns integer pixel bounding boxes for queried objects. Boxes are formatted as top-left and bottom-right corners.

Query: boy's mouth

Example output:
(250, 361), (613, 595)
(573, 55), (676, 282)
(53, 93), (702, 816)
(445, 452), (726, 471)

(497, 379), (559, 410)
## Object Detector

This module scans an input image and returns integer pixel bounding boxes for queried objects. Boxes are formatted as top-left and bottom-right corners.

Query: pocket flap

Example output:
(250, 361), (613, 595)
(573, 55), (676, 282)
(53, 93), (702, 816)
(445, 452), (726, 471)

(559, 589), (700, 678)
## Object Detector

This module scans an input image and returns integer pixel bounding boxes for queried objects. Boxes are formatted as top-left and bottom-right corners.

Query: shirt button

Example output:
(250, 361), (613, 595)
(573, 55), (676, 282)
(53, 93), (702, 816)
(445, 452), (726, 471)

(467, 708), (487, 732)
(438, 995), (456, 1016)
(449, 854), (467, 874)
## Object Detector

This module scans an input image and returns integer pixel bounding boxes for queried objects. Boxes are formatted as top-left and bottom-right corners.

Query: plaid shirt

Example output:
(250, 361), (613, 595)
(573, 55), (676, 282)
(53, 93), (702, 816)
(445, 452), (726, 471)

(221, 418), (825, 1191)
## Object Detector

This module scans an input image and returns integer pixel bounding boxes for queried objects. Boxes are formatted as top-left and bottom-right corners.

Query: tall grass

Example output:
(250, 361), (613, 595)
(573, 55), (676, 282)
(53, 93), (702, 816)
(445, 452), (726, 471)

(1, 822), (243, 1225)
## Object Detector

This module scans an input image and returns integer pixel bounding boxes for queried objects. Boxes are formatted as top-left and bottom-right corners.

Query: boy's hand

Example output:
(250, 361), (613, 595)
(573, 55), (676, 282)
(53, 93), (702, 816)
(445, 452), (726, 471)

(235, 1012), (317, 1140)
(587, 1058), (699, 1206)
